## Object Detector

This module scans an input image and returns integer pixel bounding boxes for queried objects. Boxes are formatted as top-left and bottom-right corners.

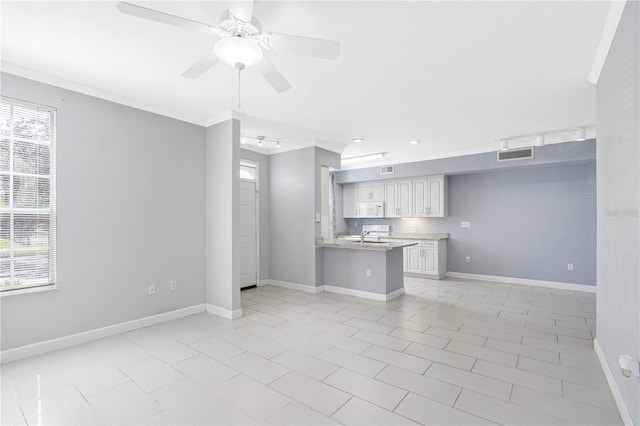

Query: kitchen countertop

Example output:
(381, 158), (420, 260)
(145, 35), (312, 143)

(335, 232), (449, 241)
(388, 232), (449, 240)
(317, 239), (418, 251)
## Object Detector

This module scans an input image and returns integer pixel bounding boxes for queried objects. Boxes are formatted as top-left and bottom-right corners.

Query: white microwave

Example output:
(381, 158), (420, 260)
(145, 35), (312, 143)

(356, 202), (384, 218)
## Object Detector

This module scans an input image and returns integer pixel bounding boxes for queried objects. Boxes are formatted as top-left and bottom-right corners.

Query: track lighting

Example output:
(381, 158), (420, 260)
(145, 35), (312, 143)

(241, 134), (282, 149)
(497, 125), (593, 151)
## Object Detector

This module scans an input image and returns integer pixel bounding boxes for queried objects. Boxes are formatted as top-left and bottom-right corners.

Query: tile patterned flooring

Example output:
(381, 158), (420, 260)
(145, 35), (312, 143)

(0, 277), (623, 425)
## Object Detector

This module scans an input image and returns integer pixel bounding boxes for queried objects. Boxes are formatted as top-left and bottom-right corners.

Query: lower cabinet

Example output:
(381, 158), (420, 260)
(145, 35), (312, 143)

(403, 239), (447, 279)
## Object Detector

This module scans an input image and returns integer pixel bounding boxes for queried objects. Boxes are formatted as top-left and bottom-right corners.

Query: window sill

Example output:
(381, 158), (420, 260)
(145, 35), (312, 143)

(0, 285), (58, 297)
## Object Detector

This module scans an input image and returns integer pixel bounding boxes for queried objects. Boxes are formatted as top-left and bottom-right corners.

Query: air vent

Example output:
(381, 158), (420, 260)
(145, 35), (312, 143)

(380, 165), (395, 175)
(497, 147), (534, 162)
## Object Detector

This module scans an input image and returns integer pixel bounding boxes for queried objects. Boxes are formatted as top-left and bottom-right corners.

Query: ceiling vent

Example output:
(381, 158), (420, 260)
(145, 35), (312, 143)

(497, 147), (534, 162)
(380, 165), (395, 175)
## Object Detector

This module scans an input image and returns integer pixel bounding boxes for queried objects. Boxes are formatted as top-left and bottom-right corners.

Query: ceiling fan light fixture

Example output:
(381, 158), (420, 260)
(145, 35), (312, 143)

(214, 36), (263, 70)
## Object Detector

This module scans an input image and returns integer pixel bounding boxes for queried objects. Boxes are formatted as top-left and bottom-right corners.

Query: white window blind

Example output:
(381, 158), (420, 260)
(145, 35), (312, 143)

(0, 97), (56, 293)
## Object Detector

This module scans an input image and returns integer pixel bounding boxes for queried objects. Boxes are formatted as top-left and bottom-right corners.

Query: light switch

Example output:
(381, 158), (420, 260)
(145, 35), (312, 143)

(315, 213), (321, 223)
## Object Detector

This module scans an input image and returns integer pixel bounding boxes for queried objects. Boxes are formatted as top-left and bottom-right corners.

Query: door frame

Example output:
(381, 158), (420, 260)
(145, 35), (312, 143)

(240, 159), (260, 287)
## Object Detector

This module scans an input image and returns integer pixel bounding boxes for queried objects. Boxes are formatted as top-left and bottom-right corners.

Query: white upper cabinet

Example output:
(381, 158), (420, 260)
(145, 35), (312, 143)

(412, 175), (448, 217)
(343, 183), (358, 218)
(342, 175), (447, 219)
(385, 180), (412, 217)
(358, 182), (385, 202)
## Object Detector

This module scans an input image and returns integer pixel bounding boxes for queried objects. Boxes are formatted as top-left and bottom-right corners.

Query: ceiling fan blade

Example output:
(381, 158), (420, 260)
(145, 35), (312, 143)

(228, 0), (254, 24)
(256, 56), (291, 92)
(116, 2), (214, 34)
(264, 33), (340, 60)
(182, 46), (220, 79)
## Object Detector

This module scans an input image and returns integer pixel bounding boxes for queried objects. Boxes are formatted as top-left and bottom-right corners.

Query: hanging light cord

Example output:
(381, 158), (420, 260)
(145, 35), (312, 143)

(237, 67), (242, 113)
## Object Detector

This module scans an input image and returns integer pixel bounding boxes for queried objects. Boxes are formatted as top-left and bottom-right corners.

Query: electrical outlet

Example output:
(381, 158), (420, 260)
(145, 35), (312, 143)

(148, 284), (156, 295)
(170, 280), (177, 291)
(365, 269), (371, 277)
(461, 221), (471, 228)
(567, 263), (574, 271)
(466, 256), (471, 263)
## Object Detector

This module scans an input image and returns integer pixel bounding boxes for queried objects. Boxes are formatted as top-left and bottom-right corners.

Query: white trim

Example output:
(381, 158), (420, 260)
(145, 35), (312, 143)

(594, 339), (634, 426)
(263, 279), (325, 294)
(205, 304), (243, 319)
(445, 272), (596, 293)
(324, 285), (405, 302)
(1, 64), (205, 126)
(204, 110), (239, 127)
(0, 304), (205, 364)
(588, 1), (627, 84)
(0, 284), (58, 297)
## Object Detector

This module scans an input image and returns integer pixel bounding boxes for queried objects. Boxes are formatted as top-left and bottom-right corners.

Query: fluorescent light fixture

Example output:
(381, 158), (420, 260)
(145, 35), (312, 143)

(352, 138), (364, 144)
(535, 134), (545, 147)
(500, 139), (509, 151)
(409, 140), (420, 145)
(575, 127), (587, 141)
(342, 152), (386, 164)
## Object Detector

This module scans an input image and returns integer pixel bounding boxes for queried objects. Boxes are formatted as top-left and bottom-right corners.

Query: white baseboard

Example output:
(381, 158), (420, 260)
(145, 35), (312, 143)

(323, 285), (405, 302)
(445, 272), (596, 293)
(264, 279), (325, 294)
(0, 304), (206, 364)
(205, 304), (243, 319)
(593, 339), (634, 426)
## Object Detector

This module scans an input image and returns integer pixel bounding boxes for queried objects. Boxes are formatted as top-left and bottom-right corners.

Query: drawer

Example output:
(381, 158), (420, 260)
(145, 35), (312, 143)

(422, 240), (438, 247)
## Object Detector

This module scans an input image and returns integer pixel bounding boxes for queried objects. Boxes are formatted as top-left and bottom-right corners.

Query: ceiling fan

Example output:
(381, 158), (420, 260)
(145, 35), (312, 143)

(116, 1), (340, 92)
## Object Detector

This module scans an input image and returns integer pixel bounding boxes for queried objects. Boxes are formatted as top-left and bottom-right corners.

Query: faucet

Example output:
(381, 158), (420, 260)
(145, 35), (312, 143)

(360, 230), (371, 245)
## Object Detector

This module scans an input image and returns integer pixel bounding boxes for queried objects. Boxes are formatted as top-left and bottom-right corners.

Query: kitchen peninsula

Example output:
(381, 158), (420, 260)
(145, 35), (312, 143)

(316, 239), (417, 301)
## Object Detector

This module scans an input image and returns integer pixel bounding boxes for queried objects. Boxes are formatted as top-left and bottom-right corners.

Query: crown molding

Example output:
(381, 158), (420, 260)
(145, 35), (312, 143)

(588, 0), (627, 84)
(1, 62), (207, 126)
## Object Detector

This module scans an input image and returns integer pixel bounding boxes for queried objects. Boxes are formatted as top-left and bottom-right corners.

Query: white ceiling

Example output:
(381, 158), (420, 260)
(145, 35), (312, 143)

(1, 1), (610, 168)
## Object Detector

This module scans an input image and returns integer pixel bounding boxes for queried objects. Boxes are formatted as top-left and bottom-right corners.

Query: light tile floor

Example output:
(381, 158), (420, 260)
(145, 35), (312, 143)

(0, 277), (623, 425)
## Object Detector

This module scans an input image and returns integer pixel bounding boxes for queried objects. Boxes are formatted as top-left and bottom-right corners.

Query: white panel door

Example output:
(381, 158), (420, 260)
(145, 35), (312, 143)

(406, 246), (423, 273)
(397, 180), (412, 217)
(343, 184), (358, 218)
(412, 178), (428, 217)
(385, 182), (398, 217)
(423, 248), (437, 275)
(239, 181), (257, 288)
(427, 176), (443, 217)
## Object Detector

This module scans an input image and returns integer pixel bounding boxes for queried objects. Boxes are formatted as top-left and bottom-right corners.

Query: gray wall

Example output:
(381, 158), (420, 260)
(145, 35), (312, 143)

(269, 147), (317, 286)
(347, 163), (596, 286)
(205, 120), (241, 312)
(314, 148), (342, 285)
(240, 149), (270, 281)
(596, 1), (639, 423)
(336, 139), (596, 183)
(0, 73), (206, 351)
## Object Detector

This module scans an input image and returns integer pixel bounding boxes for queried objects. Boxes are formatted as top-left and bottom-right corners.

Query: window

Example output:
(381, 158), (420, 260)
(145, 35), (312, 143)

(0, 97), (56, 293)
(240, 163), (256, 181)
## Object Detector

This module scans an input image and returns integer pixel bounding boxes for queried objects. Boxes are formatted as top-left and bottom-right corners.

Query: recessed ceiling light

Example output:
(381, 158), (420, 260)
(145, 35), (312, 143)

(409, 140), (420, 145)
(352, 138), (364, 144)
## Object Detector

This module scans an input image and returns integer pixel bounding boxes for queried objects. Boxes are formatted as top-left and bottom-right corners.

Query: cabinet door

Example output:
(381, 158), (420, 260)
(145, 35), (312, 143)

(397, 180), (412, 217)
(358, 183), (372, 201)
(422, 248), (437, 274)
(412, 178), (428, 217)
(406, 246), (423, 273)
(343, 184), (358, 218)
(370, 182), (385, 201)
(426, 176), (443, 217)
(385, 182), (398, 217)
